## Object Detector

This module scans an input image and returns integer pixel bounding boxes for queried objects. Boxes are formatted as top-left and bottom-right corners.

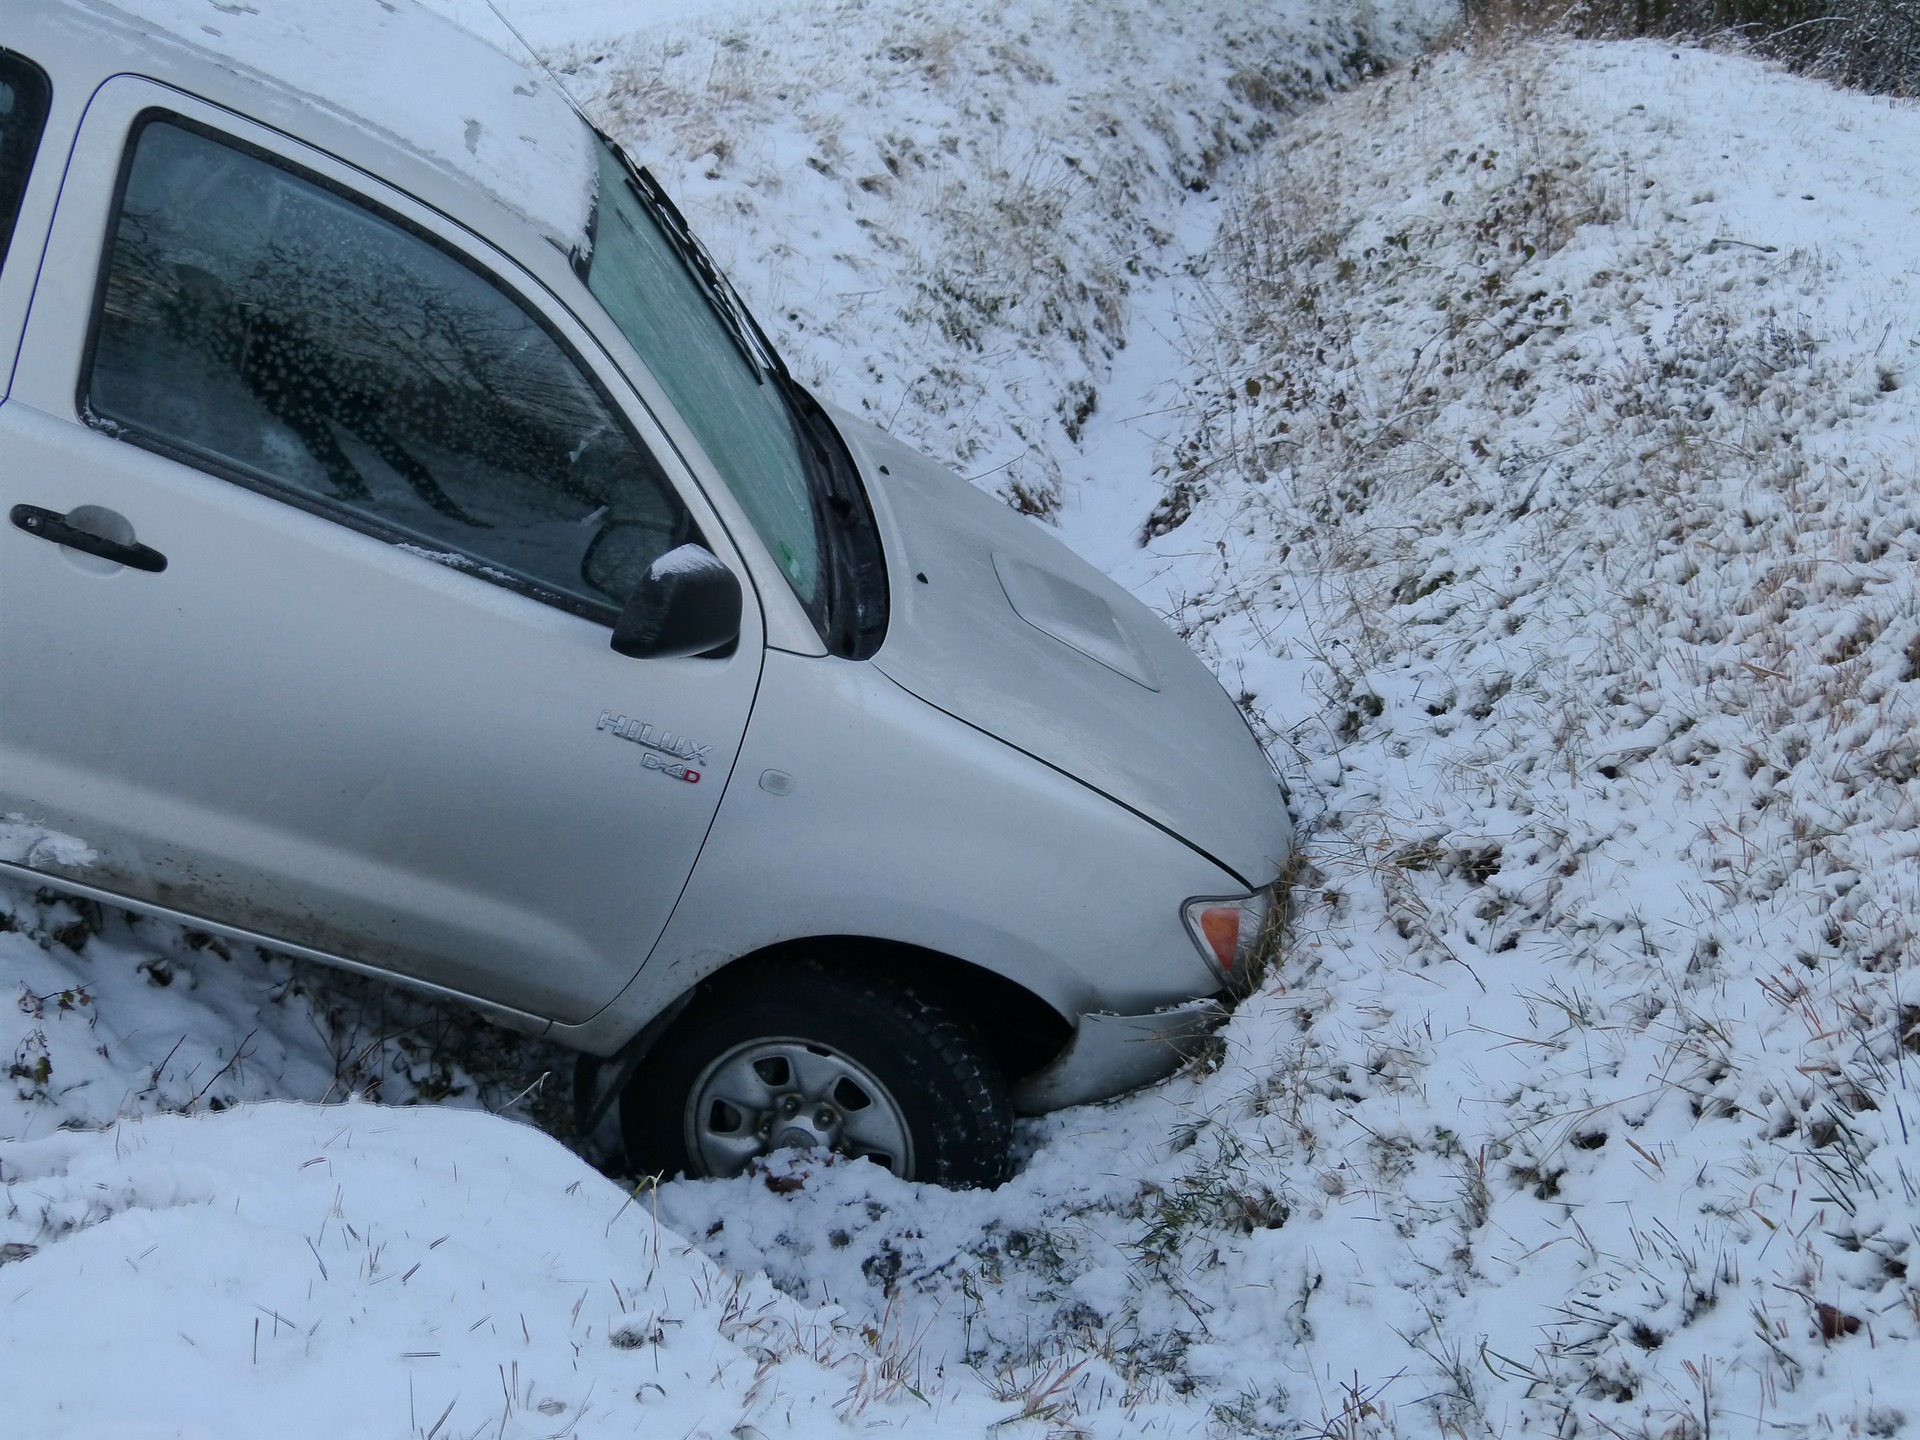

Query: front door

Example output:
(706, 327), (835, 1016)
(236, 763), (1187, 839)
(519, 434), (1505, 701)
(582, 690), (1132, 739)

(0, 80), (762, 1024)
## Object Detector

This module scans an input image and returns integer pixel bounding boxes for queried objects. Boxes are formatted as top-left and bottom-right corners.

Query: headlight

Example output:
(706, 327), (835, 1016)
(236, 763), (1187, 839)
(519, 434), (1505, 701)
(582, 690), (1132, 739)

(1182, 889), (1273, 987)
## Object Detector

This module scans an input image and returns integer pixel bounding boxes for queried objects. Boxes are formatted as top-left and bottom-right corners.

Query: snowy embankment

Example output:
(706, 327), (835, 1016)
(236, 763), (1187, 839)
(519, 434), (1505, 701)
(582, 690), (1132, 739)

(1139, 41), (1920, 1437)
(632, 35), (1920, 1440)
(1, 1102), (1014, 1437)
(4, 0), (1444, 1434)
(7, 3), (1919, 1434)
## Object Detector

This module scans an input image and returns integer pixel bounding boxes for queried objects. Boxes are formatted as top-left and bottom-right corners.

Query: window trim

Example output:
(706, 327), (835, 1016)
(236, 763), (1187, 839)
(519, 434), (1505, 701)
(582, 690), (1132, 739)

(0, 47), (54, 278)
(77, 107), (694, 628)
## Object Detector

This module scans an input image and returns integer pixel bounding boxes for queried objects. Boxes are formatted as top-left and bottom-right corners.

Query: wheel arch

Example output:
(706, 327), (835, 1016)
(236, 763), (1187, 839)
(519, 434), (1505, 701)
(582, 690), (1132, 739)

(573, 934), (1073, 1150)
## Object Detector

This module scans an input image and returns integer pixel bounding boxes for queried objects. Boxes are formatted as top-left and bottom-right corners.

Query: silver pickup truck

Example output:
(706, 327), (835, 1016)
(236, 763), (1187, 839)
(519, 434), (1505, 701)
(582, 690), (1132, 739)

(0, 0), (1292, 1186)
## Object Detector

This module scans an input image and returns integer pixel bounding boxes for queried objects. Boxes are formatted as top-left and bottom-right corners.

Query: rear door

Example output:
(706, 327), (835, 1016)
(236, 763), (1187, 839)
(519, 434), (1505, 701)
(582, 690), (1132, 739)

(0, 77), (763, 1025)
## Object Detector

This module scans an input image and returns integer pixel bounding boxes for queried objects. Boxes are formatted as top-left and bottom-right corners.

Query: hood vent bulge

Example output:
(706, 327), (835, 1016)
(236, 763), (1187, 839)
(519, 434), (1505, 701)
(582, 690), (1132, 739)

(992, 551), (1159, 691)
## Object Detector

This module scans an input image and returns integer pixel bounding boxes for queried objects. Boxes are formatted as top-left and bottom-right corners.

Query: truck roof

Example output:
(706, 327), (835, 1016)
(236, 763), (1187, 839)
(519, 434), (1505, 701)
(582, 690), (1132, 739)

(59, 0), (598, 246)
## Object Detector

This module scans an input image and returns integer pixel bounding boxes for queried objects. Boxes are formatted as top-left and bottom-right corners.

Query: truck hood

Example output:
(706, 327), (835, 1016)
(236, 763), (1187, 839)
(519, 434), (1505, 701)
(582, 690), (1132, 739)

(834, 414), (1292, 888)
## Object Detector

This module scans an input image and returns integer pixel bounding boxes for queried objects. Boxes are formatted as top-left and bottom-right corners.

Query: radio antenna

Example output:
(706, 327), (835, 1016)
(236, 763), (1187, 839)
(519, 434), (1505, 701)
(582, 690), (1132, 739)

(471, 0), (784, 377)
(478, 0), (598, 129)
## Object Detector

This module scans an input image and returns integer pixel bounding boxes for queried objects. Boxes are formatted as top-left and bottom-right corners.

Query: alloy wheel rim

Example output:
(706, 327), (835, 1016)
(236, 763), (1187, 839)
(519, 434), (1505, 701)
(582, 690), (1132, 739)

(684, 1036), (916, 1179)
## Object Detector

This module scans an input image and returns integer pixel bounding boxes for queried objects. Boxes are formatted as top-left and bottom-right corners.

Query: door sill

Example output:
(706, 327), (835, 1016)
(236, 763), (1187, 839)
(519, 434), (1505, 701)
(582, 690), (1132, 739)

(0, 858), (554, 1037)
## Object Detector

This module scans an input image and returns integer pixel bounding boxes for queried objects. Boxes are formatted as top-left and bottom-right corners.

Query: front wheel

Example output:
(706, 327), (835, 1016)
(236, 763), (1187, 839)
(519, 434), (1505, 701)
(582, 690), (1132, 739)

(621, 960), (1013, 1188)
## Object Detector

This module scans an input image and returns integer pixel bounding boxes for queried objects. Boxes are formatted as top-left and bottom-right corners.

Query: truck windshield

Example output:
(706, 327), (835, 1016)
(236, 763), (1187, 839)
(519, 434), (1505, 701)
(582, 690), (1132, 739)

(581, 135), (886, 658)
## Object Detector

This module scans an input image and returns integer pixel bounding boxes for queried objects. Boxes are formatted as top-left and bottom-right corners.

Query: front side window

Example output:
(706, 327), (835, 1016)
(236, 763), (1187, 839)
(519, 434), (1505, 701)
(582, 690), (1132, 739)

(0, 49), (53, 277)
(86, 116), (694, 619)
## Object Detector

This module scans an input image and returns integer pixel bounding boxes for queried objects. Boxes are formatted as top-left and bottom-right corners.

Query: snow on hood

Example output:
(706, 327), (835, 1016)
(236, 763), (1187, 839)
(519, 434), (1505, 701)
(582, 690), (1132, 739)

(85, 0), (598, 246)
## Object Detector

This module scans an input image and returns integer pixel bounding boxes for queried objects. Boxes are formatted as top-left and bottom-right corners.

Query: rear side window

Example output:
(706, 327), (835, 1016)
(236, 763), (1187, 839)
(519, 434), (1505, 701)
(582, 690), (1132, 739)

(85, 115), (696, 621)
(0, 49), (53, 275)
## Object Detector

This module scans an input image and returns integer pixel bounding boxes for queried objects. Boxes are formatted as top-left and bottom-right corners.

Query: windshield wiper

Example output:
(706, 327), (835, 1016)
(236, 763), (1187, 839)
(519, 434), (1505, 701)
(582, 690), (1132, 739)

(601, 152), (866, 530)
(599, 137), (785, 386)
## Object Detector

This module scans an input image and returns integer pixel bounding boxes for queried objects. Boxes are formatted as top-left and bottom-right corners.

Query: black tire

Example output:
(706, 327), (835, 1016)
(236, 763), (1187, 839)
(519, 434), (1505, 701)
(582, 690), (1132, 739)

(621, 958), (1013, 1189)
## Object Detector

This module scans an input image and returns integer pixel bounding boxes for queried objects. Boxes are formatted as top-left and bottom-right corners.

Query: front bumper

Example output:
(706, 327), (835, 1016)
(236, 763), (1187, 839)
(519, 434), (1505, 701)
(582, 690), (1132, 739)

(1008, 996), (1228, 1114)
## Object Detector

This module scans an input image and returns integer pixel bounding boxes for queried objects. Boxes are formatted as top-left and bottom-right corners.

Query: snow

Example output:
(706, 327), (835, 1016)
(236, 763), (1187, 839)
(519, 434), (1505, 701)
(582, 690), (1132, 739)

(395, 543), (518, 583)
(423, 0), (761, 49)
(0, 1101), (1006, 1437)
(647, 540), (728, 577)
(610, 23), (1920, 1436)
(0, 818), (96, 869)
(8, 0), (1920, 1435)
(90, 0), (598, 244)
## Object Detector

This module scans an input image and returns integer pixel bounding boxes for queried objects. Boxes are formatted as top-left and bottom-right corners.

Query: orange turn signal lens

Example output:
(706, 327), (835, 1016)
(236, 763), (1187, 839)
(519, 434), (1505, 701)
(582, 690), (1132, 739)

(1198, 907), (1242, 972)
(1184, 891), (1271, 985)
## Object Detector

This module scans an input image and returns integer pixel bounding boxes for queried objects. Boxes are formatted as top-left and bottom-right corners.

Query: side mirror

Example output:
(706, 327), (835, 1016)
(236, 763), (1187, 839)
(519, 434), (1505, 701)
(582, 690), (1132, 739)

(610, 544), (742, 659)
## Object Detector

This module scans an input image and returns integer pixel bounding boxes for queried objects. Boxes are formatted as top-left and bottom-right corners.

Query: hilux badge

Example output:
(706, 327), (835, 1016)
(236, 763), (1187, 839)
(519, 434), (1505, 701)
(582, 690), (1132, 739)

(597, 711), (709, 782)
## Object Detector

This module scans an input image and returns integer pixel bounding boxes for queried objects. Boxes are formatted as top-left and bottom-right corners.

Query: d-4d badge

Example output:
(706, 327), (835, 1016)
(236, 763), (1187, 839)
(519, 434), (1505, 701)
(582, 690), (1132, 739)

(597, 711), (709, 783)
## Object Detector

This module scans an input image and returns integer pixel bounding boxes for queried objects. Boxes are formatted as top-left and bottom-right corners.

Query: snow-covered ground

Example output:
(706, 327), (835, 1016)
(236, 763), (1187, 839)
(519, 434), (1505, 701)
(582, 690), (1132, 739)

(433, 0), (757, 50)
(10, 0), (1920, 1435)
(3, 1102), (1024, 1437)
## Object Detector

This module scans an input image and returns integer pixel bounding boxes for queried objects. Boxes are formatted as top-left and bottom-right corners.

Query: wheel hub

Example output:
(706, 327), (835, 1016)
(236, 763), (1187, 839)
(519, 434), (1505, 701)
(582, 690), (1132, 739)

(684, 1037), (914, 1180)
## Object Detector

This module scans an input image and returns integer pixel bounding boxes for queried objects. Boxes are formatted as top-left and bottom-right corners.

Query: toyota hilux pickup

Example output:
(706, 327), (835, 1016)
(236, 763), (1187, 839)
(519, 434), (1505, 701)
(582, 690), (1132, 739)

(0, 0), (1292, 1186)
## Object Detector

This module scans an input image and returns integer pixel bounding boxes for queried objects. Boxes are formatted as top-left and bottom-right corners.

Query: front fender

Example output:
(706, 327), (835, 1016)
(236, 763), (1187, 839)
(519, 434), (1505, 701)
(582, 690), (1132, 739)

(554, 650), (1236, 1054)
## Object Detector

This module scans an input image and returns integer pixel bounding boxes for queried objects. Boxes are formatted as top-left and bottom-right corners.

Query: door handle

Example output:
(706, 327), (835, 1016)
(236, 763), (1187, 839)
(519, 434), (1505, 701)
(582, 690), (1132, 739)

(9, 504), (168, 573)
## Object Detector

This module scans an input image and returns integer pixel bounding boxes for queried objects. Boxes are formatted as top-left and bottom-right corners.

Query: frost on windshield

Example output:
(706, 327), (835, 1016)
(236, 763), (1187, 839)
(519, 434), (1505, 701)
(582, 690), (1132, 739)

(584, 142), (825, 608)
